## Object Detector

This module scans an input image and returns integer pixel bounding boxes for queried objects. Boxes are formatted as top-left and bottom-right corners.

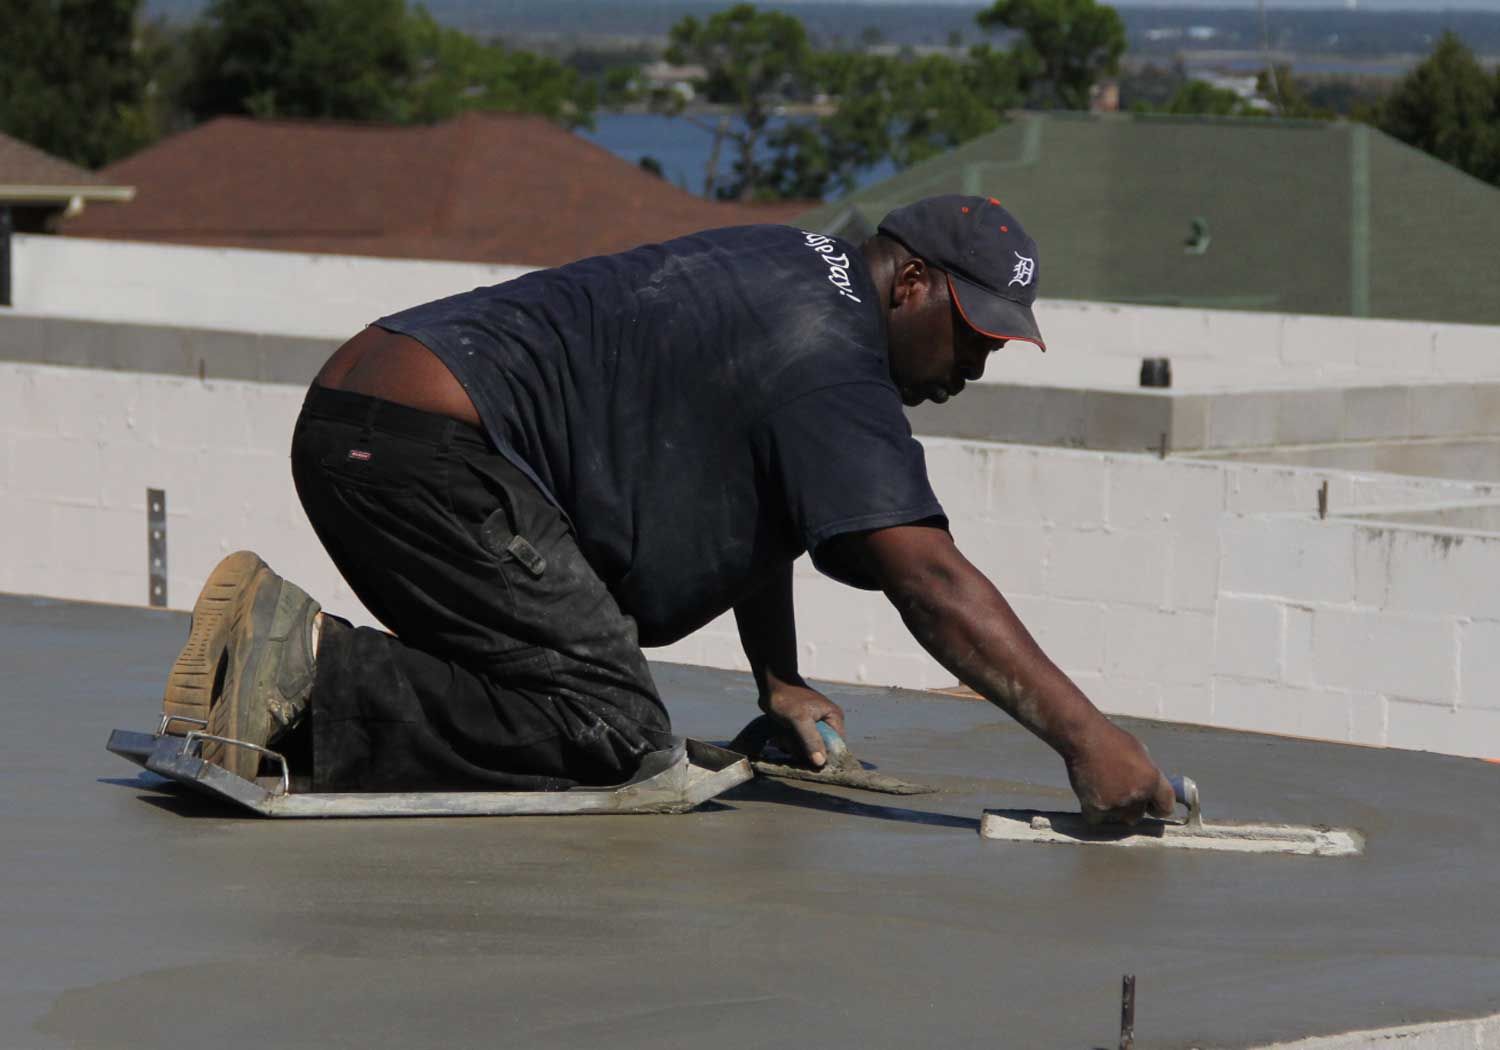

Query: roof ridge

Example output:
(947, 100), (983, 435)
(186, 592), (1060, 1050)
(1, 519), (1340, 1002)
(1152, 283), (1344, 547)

(1006, 108), (1345, 132)
(208, 113), (419, 133)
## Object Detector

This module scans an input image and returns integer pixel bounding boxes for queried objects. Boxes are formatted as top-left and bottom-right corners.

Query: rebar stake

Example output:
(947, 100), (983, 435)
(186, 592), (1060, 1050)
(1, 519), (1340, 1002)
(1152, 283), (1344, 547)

(1120, 973), (1136, 1050)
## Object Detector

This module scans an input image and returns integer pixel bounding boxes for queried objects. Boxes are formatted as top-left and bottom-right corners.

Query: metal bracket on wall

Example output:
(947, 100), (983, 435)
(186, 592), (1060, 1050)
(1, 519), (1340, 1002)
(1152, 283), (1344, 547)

(0, 205), (12, 308)
(147, 488), (167, 607)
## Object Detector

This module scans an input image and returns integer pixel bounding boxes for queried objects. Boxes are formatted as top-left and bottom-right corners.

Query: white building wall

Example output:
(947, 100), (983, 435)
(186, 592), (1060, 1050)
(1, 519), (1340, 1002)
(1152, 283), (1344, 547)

(13, 236), (1499, 387)
(1212, 511), (1500, 756)
(1006, 300), (1500, 390)
(12, 235), (533, 339)
(0, 362), (368, 622)
(652, 439), (1500, 760)
(6, 355), (1497, 760)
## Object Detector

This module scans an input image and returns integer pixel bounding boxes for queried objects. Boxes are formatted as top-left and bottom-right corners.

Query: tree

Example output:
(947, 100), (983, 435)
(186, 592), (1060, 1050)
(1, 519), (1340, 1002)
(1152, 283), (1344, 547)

(657, 4), (814, 200)
(1118, 62), (1188, 113)
(894, 46), (1028, 167)
(657, 5), (1026, 202)
(178, 0), (599, 129)
(976, 0), (1125, 110)
(403, 9), (597, 128)
(1299, 77), (1391, 121)
(1378, 32), (1500, 186)
(1163, 80), (1256, 118)
(761, 51), (894, 201)
(758, 47), (1026, 201)
(135, 16), (198, 142)
(180, 0), (414, 121)
(1254, 65), (1336, 119)
(0, 0), (151, 168)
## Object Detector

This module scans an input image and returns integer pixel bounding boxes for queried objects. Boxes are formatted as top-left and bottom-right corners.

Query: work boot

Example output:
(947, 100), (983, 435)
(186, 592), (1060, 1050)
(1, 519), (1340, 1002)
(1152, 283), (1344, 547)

(203, 562), (321, 780)
(161, 551), (268, 733)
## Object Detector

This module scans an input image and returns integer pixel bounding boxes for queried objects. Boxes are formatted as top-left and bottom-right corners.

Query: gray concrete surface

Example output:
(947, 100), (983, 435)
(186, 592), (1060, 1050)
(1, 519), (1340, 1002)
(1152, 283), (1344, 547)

(5, 593), (1500, 1050)
(1346, 500), (1500, 532)
(1199, 437), (1500, 485)
(909, 382), (1500, 455)
(0, 312), (335, 385)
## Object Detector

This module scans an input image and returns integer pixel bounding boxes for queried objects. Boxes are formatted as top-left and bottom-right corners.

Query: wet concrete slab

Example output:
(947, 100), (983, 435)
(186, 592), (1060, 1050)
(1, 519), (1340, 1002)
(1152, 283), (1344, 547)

(4, 593), (1499, 1050)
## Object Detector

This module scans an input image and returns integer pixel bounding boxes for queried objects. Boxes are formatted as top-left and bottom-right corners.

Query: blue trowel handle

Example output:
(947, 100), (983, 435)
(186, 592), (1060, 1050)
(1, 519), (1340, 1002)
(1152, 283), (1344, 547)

(1169, 775), (1201, 826)
(815, 721), (850, 759)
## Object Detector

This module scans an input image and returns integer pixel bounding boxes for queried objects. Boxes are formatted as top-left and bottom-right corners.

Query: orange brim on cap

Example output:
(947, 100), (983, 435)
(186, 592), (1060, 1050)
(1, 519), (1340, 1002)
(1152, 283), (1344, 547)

(947, 273), (1046, 351)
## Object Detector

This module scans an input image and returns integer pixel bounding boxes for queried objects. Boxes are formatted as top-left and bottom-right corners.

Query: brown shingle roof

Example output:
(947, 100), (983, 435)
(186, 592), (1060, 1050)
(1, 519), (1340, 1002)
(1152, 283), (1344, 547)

(0, 130), (132, 200)
(62, 113), (809, 266)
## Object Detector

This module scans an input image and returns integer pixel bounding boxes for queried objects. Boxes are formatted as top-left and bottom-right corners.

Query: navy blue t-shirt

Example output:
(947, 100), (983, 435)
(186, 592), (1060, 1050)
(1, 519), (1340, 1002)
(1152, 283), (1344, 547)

(376, 225), (945, 646)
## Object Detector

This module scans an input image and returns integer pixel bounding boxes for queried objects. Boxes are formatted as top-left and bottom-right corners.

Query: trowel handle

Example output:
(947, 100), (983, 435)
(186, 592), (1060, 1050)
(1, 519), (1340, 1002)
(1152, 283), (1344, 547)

(1169, 775), (1202, 827)
(815, 720), (850, 759)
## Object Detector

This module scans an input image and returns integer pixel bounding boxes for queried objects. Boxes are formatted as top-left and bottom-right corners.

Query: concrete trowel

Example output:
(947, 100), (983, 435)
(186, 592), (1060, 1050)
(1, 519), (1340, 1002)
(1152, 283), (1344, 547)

(980, 776), (1363, 857)
(729, 715), (933, 795)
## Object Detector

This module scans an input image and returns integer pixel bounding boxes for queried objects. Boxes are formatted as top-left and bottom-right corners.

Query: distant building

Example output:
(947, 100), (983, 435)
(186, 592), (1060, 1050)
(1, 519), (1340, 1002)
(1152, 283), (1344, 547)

(0, 130), (134, 234)
(0, 130), (134, 304)
(63, 113), (807, 268)
(1194, 73), (1274, 113)
(797, 111), (1500, 325)
(637, 61), (708, 103)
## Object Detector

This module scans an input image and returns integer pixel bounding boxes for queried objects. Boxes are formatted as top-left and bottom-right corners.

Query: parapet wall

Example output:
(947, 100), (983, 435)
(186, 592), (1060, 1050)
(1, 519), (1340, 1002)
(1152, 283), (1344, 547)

(14, 235), (532, 339)
(17, 236), (1500, 384)
(3, 311), (1497, 760)
(1018, 299), (1500, 390)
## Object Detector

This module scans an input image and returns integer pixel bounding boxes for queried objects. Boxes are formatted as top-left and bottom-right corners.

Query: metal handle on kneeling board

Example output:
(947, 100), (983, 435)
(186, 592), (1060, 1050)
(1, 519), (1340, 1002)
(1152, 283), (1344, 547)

(182, 731), (291, 796)
(158, 713), (208, 735)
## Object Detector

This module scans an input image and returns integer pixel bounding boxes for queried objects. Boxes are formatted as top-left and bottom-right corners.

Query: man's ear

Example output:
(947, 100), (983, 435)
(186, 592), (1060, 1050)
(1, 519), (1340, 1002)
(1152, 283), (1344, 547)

(891, 257), (928, 307)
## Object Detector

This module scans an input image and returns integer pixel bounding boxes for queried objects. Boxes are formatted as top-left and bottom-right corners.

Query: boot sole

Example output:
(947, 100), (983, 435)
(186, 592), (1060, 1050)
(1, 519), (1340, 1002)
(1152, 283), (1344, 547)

(161, 551), (267, 733)
(203, 569), (285, 780)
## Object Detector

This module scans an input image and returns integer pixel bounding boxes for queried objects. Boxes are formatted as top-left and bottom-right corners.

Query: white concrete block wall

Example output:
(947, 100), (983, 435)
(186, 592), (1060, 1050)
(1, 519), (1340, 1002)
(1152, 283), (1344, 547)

(0, 362), (378, 626)
(773, 441), (1500, 760)
(12, 236), (1499, 389)
(12, 235), (533, 339)
(1210, 507), (1500, 758)
(1254, 1010), (1500, 1049)
(5, 353), (1499, 760)
(1003, 299), (1500, 390)
(1433, 324), (1500, 378)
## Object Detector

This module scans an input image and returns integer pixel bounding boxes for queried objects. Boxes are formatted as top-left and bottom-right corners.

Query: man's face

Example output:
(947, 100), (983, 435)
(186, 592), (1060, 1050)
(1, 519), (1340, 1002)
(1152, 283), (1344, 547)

(888, 269), (1008, 407)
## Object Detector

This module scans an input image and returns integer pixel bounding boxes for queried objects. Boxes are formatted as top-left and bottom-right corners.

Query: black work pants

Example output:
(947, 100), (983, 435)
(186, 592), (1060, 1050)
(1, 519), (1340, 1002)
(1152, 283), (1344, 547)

(290, 386), (672, 792)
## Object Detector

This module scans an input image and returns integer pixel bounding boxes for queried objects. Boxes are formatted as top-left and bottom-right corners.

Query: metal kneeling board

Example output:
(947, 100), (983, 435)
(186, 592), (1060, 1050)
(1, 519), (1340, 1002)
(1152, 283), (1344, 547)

(107, 717), (752, 818)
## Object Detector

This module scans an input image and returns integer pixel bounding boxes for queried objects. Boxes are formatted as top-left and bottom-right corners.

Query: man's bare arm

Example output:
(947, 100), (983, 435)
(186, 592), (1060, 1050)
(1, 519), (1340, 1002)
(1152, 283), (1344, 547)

(733, 562), (844, 766)
(825, 523), (1173, 822)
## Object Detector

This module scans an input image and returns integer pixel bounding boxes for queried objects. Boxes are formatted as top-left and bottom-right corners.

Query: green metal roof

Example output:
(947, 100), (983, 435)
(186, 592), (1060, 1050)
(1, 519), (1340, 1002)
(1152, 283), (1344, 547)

(796, 111), (1500, 325)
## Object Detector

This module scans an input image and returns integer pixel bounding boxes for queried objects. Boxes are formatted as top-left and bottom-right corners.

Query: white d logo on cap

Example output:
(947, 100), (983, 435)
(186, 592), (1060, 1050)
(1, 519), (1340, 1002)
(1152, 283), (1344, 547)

(1008, 252), (1035, 288)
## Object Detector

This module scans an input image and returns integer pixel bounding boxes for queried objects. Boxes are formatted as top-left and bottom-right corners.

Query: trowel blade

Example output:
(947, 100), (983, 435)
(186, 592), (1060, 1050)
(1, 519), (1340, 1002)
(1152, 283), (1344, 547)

(979, 809), (1363, 857)
(729, 715), (935, 795)
(749, 756), (933, 795)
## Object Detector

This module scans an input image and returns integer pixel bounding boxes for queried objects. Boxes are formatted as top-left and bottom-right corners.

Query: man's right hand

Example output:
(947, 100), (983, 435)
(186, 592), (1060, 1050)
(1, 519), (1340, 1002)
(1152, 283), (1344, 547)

(761, 681), (845, 769)
(1063, 720), (1176, 825)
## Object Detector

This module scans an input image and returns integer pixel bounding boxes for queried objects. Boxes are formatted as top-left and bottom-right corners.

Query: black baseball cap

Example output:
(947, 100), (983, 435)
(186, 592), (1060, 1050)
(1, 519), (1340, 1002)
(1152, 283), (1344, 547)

(877, 194), (1046, 351)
